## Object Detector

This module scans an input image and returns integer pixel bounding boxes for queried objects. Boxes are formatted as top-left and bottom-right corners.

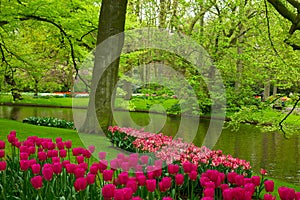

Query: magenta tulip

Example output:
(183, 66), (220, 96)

(74, 177), (87, 192)
(30, 176), (43, 189)
(264, 180), (274, 192)
(102, 184), (116, 199)
(103, 169), (114, 182)
(146, 179), (156, 192)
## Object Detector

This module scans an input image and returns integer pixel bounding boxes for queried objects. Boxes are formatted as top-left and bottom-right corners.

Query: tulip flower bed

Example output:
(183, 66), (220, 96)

(0, 130), (299, 199)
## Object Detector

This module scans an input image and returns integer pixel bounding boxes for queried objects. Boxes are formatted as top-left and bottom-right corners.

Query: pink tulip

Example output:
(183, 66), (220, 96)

(52, 157), (60, 163)
(264, 194), (276, 200)
(38, 151), (47, 161)
(89, 164), (99, 174)
(65, 163), (76, 174)
(244, 183), (255, 195)
(88, 145), (95, 153)
(189, 170), (198, 181)
(204, 188), (214, 197)
(161, 177), (172, 190)
(87, 173), (96, 185)
(162, 197), (173, 200)
(137, 174), (146, 186)
(296, 192), (300, 200)
(146, 179), (156, 192)
(126, 180), (138, 193)
(99, 160), (108, 172)
(227, 172), (237, 184)
(278, 187), (295, 200)
(56, 142), (64, 150)
(264, 180), (274, 192)
(0, 161), (6, 171)
(121, 162), (130, 172)
(59, 149), (67, 158)
(132, 197), (143, 200)
(182, 162), (193, 174)
(103, 169), (114, 182)
(235, 175), (244, 186)
(74, 167), (85, 178)
(30, 176), (43, 189)
(20, 152), (29, 160)
(76, 156), (85, 164)
(74, 177), (87, 192)
(64, 140), (72, 149)
(223, 189), (233, 200)
(53, 163), (63, 174)
(98, 152), (106, 160)
(140, 155), (149, 165)
(42, 166), (53, 181)
(168, 164), (179, 175)
(0, 140), (5, 149)
(20, 160), (30, 171)
(31, 164), (41, 175)
(102, 184), (116, 199)
(251, 176), (261, 187)
(119, 172), (129, 185)
(0, 150), (5, 158)
(175, 174), (184, 185)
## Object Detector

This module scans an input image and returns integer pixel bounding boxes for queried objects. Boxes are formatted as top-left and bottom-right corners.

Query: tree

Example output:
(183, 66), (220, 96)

(80, 0), (128, 134)
(267, 0), (300, 50)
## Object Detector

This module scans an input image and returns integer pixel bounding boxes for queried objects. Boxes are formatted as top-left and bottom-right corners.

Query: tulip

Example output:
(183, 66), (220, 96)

(64, 140), (72, 149)
(244, 183), (255, 195)
(56, 142), (64, 150)
(175, 174), (184, 185)
(76, 156), (85, 164)
(168, 164), (179, 175)
(102, 184), (116, 199)
(182, 162), (193, 174)
(59, 149), (67, 158)
(0, 140), (5, 149)
(38, 151), (47, 161)
(220, 184), (229, 191)
(121, 162), (130, 172)
(74, 167), (85, 178)
(223, 189), (233, 200)
(88, 145), (95, 153)
(89, 164), (99, 174)
(204, 188), (214, 197)
(227, 172), (237, 184)
(31, 164), (41, 175)
(103, 169), (114, 182)
(65, 163), (76, 174)
(278, 186), (295, 200)
(119, 172), (129, 185)
(20, 160), (30, 171)
(161, 177), (172, 190)
(74, 177), (87, 192)
(132, 197), (143, 200)
(126, 180), (138, 193)
(137, 174), (146, 186)
(52, 157), (60, 163)
(53, 163), (63, 174)
(30, 176), (43, 189)
(146, 179), (156, 192)
(189, 170), (198, 181)
(264, 194), (276, 200)
(0, 150), (5, 158)
(251, 176), (260, 187)
(140, 155), (149, 165)
(260, 168), (267, 175)
(264, 180), (274, 193)
(0, 161), (7, 171)
(235, 175), (244, 186)
(87, 173), (96, 185)
(296, 192), (300, 200)
(42, 166), (53, 181)
(162, 197), (173, 200)
(99, 160), (108, 172)
(83, 149), (91, 158)
(20, 152), (29, 160)
(98, 152), (106, 160)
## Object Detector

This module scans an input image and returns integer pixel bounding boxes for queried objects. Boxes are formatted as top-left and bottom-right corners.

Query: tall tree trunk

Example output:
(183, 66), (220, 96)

(159, 0), (167, 28)
(263, 78), (271, 101)
(235, 24), (244, 92)
(80, 0), (128, 134)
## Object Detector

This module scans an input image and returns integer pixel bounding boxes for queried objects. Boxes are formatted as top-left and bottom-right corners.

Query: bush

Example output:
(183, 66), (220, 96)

(22, 117), (74, 129)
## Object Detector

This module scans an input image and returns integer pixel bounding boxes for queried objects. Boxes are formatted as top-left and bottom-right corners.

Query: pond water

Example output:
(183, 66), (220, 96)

(0, 105), (299, 186)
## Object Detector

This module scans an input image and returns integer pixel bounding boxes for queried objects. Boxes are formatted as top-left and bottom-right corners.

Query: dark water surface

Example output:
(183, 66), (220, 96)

(0, 105), (299, 185)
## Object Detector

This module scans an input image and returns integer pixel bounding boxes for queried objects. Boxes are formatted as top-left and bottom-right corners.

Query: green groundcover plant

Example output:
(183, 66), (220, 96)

(23, 117), (74, 129)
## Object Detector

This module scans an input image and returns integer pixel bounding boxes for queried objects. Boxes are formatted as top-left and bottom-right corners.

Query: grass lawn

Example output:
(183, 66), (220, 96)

(0, 118), (120, 161)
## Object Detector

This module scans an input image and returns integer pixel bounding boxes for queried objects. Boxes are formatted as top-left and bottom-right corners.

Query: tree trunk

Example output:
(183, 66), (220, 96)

(79, 0), (128, 134)
(235, 24), (244, 92)
(273, 84), (277, 97)
(263, 78), (271, 101)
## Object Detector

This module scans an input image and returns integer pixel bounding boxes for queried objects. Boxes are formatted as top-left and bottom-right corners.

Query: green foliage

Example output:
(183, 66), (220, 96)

(22, 117), (74, 129)
(106, 130), (136, 152)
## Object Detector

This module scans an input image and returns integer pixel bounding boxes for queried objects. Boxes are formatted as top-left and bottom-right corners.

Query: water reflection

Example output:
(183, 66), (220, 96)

(0, 105), (299, 185)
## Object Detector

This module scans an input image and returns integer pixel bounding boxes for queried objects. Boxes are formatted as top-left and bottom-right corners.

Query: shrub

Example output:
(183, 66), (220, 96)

(22, 117), (74, 129)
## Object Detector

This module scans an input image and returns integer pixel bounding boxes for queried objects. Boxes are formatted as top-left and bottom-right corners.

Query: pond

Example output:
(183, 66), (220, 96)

(0, 105), (299, 186)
